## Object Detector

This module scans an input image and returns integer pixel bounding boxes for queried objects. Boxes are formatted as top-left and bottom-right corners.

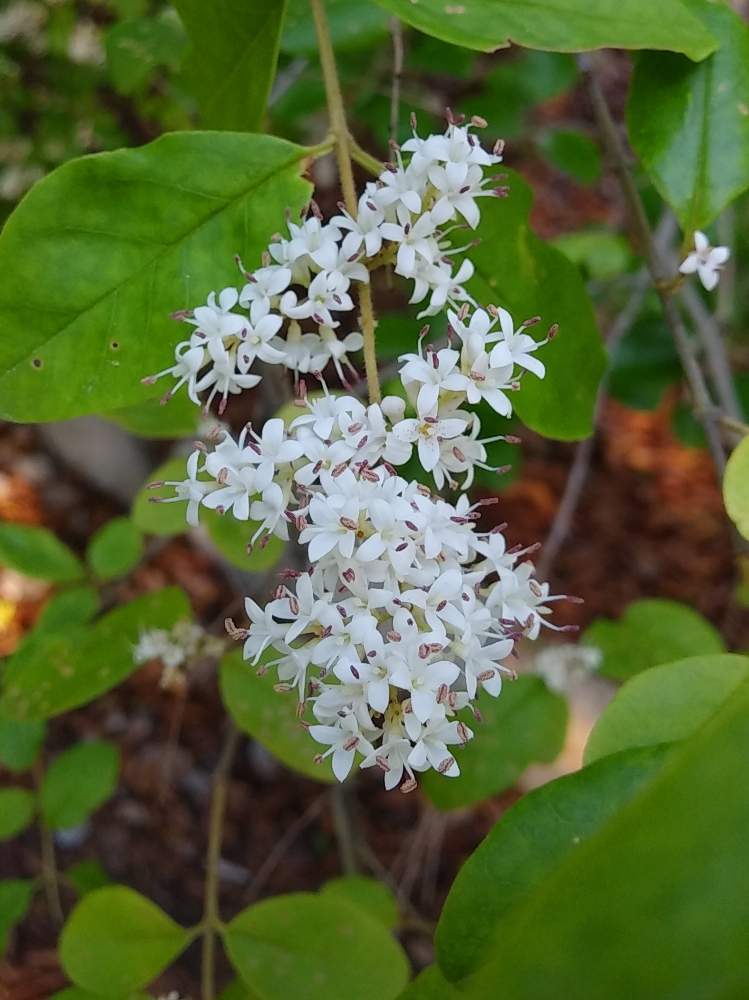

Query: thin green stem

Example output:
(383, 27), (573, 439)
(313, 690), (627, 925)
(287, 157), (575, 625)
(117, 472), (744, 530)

(201, 722), (239, 1000)
(310, 0), (381, 403)
(330, 782), (359, 875)
(349, 135), (385, 177)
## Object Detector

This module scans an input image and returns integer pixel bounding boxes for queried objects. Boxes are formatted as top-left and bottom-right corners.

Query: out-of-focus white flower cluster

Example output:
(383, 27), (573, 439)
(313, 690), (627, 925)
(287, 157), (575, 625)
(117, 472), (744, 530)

(149, 117), (570, 791)
(144, 118), (513, 415)
(134, 621), (225, 691)
(534, 643), (601, 695)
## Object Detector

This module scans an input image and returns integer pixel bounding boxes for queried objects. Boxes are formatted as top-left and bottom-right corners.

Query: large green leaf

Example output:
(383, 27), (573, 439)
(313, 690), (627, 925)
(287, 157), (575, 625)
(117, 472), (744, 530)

(628, 0), (749, 232)
(282, 0), (390, 54)
(0, 523), (84, 583)
(373, 0), (715, 59)
(132, 456), (285, 572)
(320, 875), (399, 930)
(105, 12), (187, 96)
(102, 391), (200, 439)
(220, 650), (335, 783)
(723, 434), (749, 540)
(0, 879), (34, 955)
(223, 892), (409, 1000)
(466, 171), (606, 440)
(435, 746), (667, 982)
(584, 653), (749, 764)
(582, 597), (725, 680)
(0, 587), (190, 720)
(40, 741), (120, 830)
(174, 1), (286, 131)
(0, 788), (36, 840)
(462, 677), (749, 999)
(60, 886), (190, 995)
(398, 966), (461, 999)
(421, 676), (567, 810)
(0, 132), (312, 422)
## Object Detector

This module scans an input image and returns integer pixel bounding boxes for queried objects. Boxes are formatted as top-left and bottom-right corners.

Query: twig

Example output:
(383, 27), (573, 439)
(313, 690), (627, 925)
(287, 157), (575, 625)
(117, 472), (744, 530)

(389, 16), (404, 143)
(582, 57), (727, 477)
(330, 782), (359, 875)
(33, 762), (63, 926)
(680, 282), (743, 423)
(201, 722), (240, 1000)
(246, 796), (325, 901)
(310, 0), (381, 403)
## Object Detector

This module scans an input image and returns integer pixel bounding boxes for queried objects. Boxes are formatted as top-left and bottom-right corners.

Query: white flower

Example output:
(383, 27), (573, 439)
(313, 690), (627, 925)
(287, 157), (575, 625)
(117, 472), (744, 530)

(392, 405), (468, 473)
(186, 288), (247, 343)
(380, 207), (439, 277)
(309, 712), (373, 782)
(239, 266), (292, 322)
(237, 310), (286, 368)
(281, 270), (354, 328)
(487, 308), (546, 378)
(406, 713), (470, 776)
(679, 231), (730, 291)
(399, 345), (468, 413)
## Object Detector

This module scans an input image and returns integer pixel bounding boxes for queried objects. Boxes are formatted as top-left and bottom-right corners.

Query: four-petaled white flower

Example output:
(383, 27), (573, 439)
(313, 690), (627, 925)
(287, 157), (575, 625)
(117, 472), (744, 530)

(679, 230), (730, 291)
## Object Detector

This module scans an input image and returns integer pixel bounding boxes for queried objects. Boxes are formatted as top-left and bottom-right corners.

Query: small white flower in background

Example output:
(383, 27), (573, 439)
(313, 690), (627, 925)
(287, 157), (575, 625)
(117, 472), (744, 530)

(133, 621), (223, 691)
(679, 230), (730, 291)
(534, 644), (602, 695)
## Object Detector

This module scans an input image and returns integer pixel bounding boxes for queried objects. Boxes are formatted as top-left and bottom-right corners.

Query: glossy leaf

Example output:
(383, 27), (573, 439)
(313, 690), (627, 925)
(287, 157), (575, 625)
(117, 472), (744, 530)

(105, 13), (187, 95)
(0, 717), (45, 773)
(60, 886), (190, 995)
(320, 876), (399, 930)
(33, 587), (100, 634)
(435, 746), (666, 982)
(466, 171), (606, 440)
(462, 678), (749, 999)
(220, 650), (335, 784)
(40, 741), (120, 830)
(223, 892), (409, 1000)
(582, 598), (725, 680)
(628, 0), (749, 232)
(723, 435), (749, 540)
(421, 676), (567, 810)
(103, 392), (200, 439)
(0, 879), (34, 955)
(373, 0), (715, 59)
(0, 523), (83, 583)
(0, 587), (190, 720)
(0, 788), (36, 840)
(0, 132), (312, 422)
(175, 1), (286, 131)
(397, 965), (461, 998)
(585, 653), (749, 764)
(87, 517), (143, 581)
(65, 860), (112, 897)
(133, 456), (285, 571)
(552, 228), (631, 281)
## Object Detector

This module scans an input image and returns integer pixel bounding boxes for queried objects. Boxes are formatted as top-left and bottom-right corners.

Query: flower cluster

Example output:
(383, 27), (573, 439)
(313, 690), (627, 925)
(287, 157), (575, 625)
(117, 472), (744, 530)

(134, 621), (225, 691)
(151, 116), (569, 790)
(143, 117), (506, 414)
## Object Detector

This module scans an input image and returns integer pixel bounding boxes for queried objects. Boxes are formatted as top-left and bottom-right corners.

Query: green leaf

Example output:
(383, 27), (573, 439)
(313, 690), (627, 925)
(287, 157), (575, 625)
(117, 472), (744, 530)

(466, 170), (606, 440)
(0, 132), (312, 422)
(435, 747), (666, 982)
(87, 518), (143, 581)
(585, 653), (749, 765)
(0, 879), (34, 955)
(33, 587), (100, 634)
(0, 523), (84, 583)
(282, 0), (390, 54)
(421, 676), (567, 810)
(60, 886), (190, 995)
(133, 456), (285, 571)
(461, 677), (749, 999)
(0, 788), (35, 839)
(0, 587), (190, 720)
(175, 1), (286, 131)
(0, 718), (45, 773)
(551, 229), (632, 281)
(40, 741), (120, 830)
(50, 991), (150, 1000)
(607, 312), (681, 411)
(220, 650), (335, 784)
(219, 982), (263, 1000)
(724, 435), (749, 540)
(397, 965), (461, 998)
(538, 129), (601, 185)
(102, 392), (200, 439)
(105, 13), (187, 96)
(582, 598), (725, 680)
(65, 860), (112, 897)
(320, 876), (399, 930)
(628, 0), (749, 232)
(372, 0), (716, 60)
(223, 892), (409, 1000)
